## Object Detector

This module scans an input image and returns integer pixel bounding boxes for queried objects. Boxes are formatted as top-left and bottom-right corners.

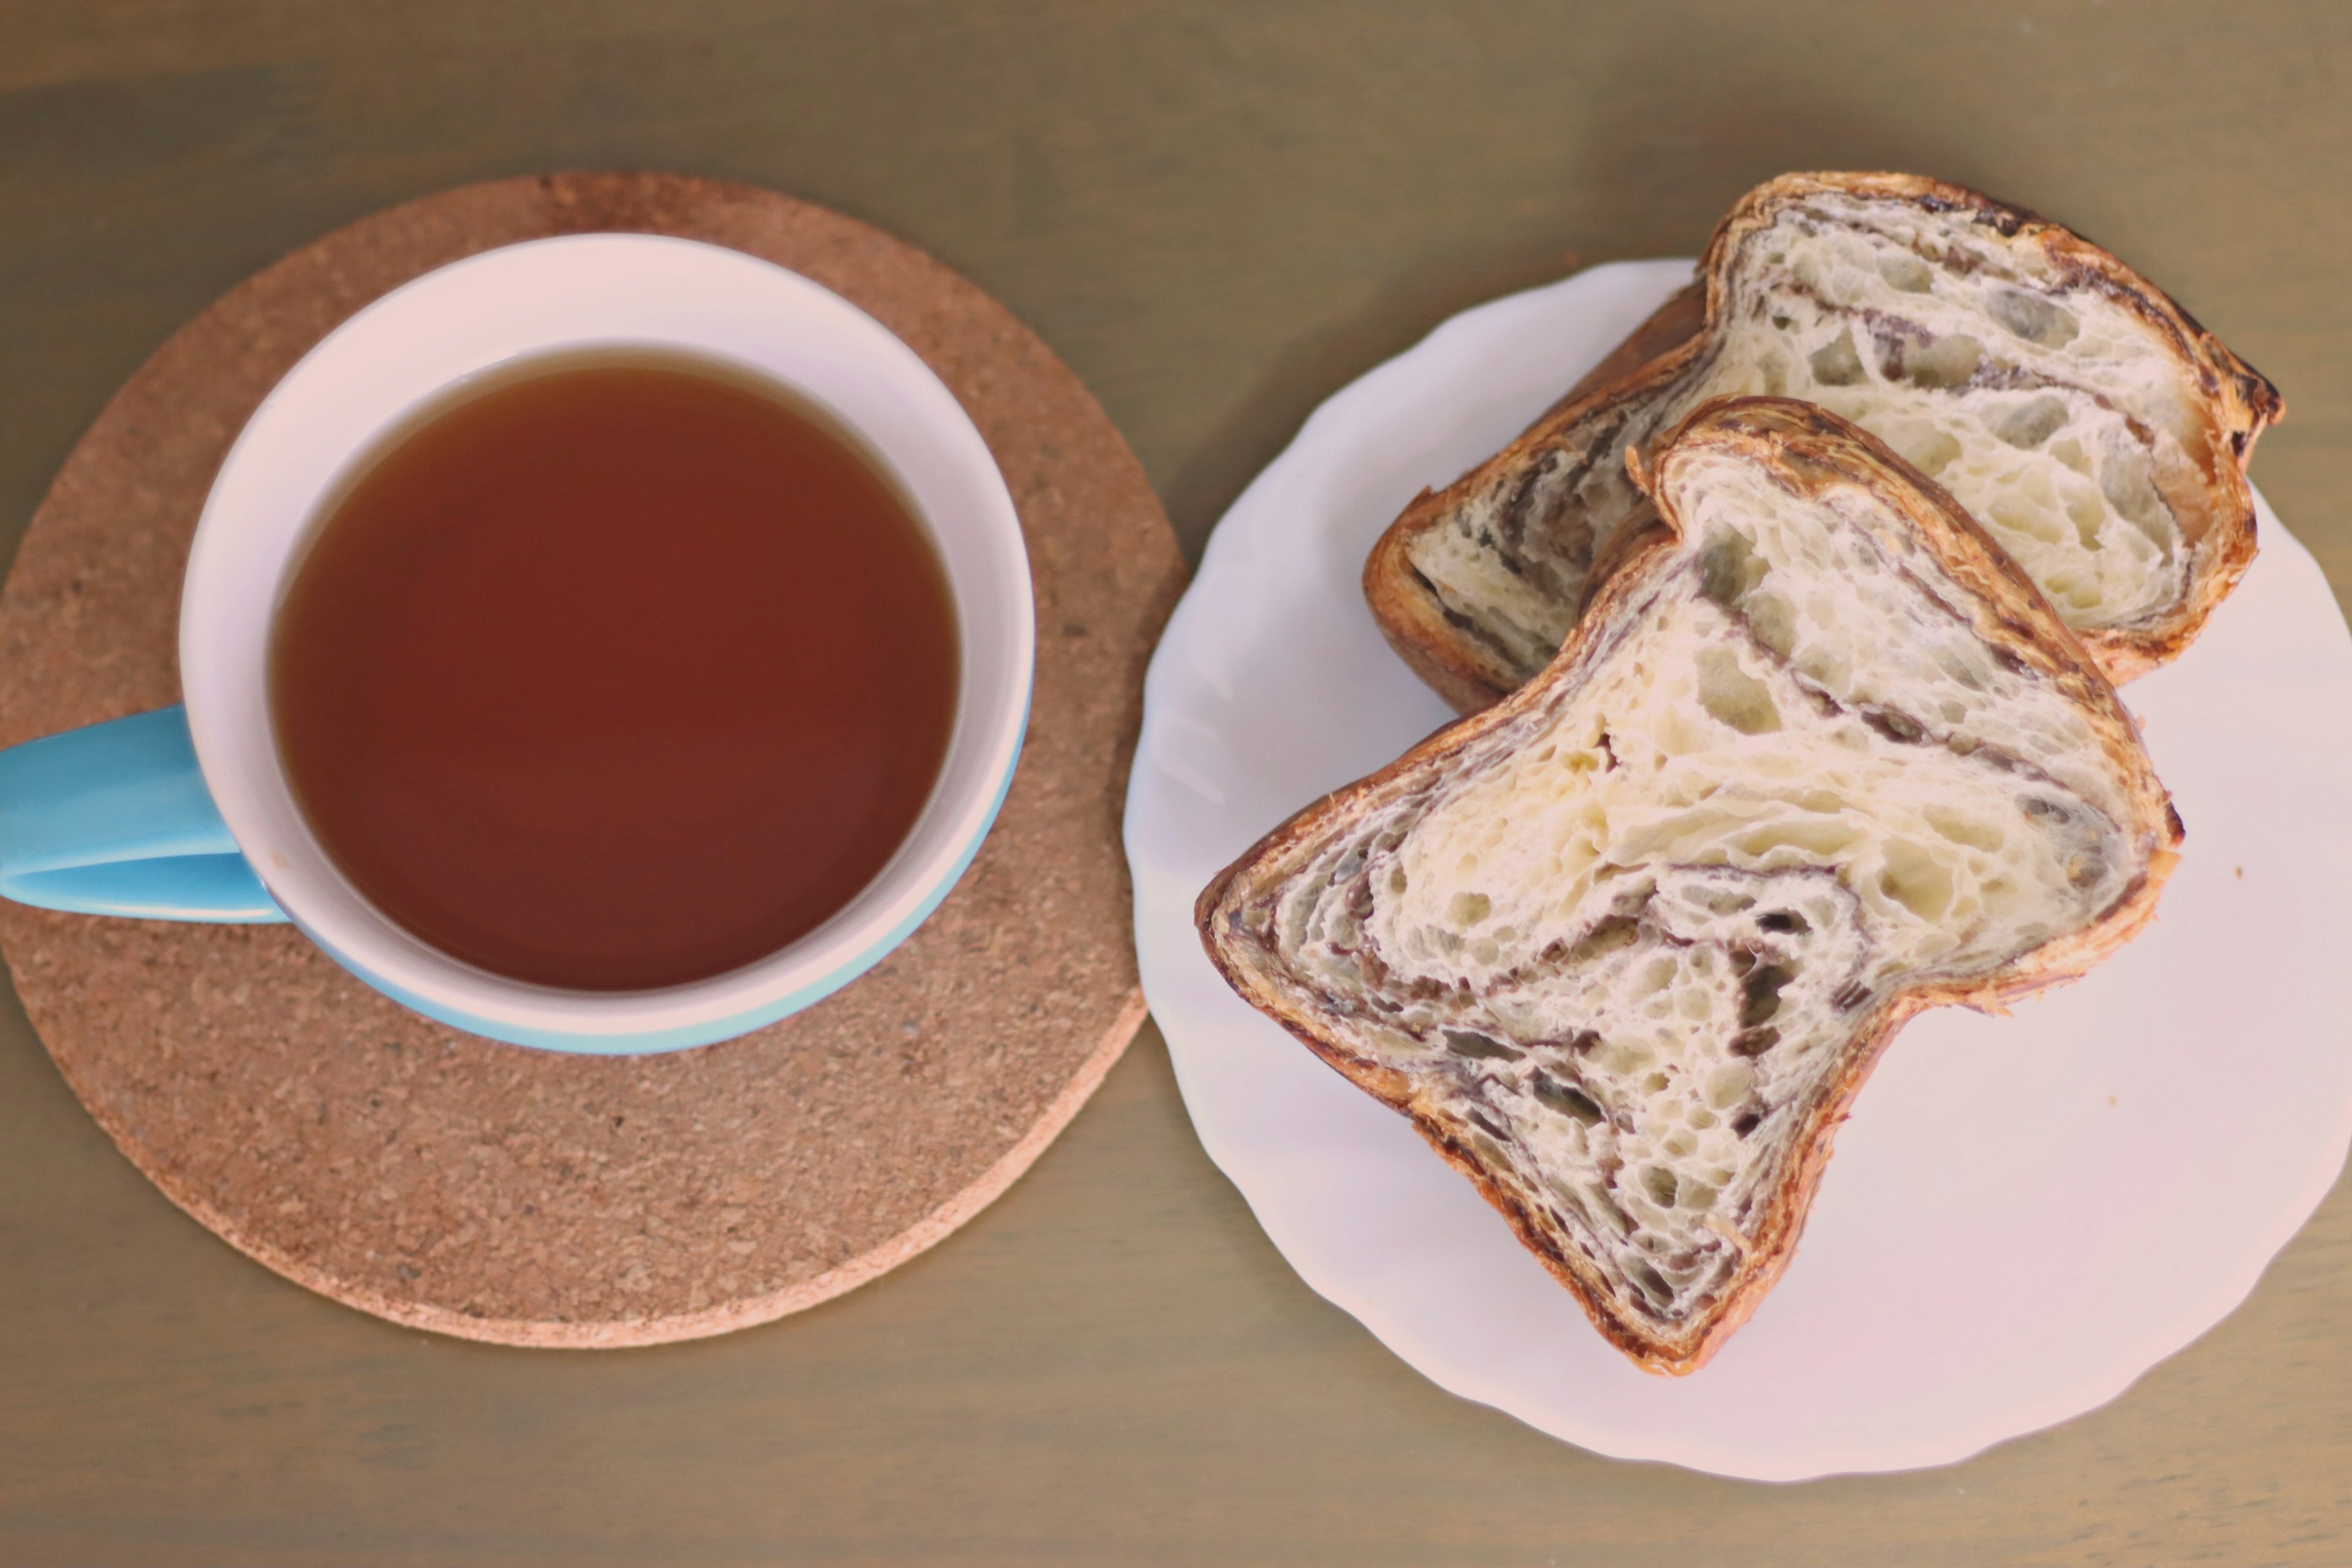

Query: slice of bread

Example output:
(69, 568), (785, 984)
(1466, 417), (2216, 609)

(1202, 398), (2181, 1374)
(1366, 172), (2283, 712)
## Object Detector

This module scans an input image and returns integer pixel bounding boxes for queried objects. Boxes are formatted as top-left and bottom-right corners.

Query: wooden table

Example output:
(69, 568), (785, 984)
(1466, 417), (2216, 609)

(3, 3), (2346, 1561)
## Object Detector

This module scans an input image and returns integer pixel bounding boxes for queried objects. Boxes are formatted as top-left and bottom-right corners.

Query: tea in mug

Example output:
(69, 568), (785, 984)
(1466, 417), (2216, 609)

(270, 352), (960, 991)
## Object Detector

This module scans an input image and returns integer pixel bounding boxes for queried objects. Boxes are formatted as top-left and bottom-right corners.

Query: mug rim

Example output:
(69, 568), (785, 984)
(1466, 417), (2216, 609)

(179, 233), (1035, 1050)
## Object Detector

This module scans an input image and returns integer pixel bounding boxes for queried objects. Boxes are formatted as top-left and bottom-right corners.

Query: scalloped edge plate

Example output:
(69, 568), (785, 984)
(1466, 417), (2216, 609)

(1125, 259), (2352, 1480)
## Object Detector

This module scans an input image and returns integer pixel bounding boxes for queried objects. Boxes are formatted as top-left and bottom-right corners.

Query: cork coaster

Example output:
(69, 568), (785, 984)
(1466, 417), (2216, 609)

(0, 173), (1185, 1348)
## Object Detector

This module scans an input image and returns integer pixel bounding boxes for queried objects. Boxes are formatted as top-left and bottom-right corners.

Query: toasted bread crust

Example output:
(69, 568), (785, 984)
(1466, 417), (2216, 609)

(1361, 526), (1521, 712)
(1208, 398), (2180, 1374)
(1366, 172), (2285, 711)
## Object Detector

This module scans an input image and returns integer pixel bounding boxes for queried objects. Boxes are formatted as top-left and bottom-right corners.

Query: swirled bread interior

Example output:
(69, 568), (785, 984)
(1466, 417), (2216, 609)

(1381, 173), (2280, 703)
(1204, 399), (2178, 1373)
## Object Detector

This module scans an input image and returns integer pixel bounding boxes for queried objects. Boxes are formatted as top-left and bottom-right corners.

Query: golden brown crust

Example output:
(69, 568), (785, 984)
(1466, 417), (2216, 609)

(1360, 517), (1520, 712)
(1207, 397), (2181, 1375)
(1365, 170), (2285, 709)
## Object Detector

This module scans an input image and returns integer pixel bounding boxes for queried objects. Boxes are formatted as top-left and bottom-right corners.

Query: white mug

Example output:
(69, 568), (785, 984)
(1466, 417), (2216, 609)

(0, 235), (1035, 1054)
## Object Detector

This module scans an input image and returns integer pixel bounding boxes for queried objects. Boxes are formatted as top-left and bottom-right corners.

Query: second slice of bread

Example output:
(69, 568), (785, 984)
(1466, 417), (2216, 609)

(1366, 172), (2282, 710)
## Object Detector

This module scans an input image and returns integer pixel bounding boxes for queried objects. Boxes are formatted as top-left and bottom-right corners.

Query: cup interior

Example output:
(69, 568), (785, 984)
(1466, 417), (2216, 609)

(181, 235), (1034, 1048)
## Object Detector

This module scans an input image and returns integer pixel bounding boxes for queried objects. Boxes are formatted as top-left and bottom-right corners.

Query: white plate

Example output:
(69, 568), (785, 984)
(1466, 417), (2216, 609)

(1123, 259), (2352, 1481)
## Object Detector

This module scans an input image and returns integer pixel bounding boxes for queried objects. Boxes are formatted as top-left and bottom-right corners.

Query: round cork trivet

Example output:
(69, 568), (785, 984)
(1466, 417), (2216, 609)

(0, 173), (1185, 1348)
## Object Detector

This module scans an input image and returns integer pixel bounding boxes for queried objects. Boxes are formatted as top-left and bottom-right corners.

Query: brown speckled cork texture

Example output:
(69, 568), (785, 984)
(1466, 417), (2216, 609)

(0, 173), (1186, 1348)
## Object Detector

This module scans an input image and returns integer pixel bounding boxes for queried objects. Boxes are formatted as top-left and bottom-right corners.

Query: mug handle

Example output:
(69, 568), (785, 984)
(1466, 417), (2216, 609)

(0, 706), (285, 922)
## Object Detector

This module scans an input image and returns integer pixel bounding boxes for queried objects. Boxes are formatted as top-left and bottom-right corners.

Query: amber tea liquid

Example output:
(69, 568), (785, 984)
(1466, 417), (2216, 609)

(270, 352), (960, 991)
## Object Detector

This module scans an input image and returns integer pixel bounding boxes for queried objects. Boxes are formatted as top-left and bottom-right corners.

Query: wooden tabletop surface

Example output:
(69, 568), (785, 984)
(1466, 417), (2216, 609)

(3, 3), (2347, 1562)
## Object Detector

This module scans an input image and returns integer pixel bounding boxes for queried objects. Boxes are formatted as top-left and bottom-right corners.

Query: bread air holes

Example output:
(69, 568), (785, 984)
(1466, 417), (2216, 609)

(2098, 436), (2177, 551)
(1875, 251), (1935, 293)
(1744, 591), (1798, 658)
(1996, 395), (2070, 450)
(2065, 489), (2110, 553)
(1877, 839), (1957, 921)
(1862, 706), (1928, 745)
(1986, 287), (2080, 348)
(1738, 961), (1792, 1027)
(1880, 422), (1964, 480)
(1568, 914), (1640, 963)
(1697, 527), (1767, 607)
(1695, 648), (1782, 735)
(1923, 804), (2003, 852)
(1596, 1190), (1638, 1236)
(1801, 327), (1864, 387)
(1532, 1071), (1605, 1125)
(1444, 1028), (1523, 1061)
(1546, 1179), (1597, 1232)
(1687, 884), (1755, 917)
(1624, 1256), (1675, 1309)
(1901, 333), (1983, 391)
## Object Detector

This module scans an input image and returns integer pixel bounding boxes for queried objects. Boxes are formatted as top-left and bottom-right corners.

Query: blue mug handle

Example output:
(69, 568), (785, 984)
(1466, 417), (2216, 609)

(0, 706), (285, 922)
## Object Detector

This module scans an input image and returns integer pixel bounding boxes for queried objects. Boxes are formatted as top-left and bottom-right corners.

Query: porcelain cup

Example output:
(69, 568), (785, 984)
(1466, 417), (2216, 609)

(0, 234), (1034, 1053)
